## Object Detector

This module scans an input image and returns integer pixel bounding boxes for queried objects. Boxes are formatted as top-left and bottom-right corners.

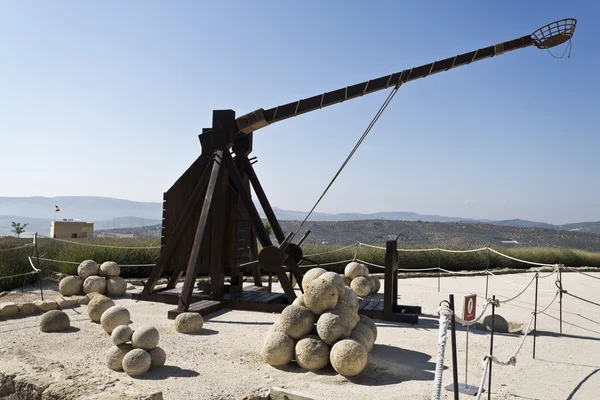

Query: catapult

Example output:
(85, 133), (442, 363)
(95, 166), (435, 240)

(132, 19), (576, 323)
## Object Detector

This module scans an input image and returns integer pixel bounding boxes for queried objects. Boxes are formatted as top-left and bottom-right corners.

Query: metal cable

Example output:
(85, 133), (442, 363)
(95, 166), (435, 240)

(37, 235), (161, 249)
(291, 87), (400, 242)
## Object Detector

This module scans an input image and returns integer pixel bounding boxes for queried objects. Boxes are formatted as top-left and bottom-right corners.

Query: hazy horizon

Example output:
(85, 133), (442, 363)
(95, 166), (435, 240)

(2, 1), (598, 226)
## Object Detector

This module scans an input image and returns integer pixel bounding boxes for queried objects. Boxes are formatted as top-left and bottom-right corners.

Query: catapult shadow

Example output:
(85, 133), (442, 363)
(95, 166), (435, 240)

(136, 365), (200, 380)
(566, 368), (600, 400)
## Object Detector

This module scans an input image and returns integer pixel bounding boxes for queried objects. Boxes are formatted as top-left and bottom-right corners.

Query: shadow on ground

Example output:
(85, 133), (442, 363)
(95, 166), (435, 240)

(136, 365), (200, 380)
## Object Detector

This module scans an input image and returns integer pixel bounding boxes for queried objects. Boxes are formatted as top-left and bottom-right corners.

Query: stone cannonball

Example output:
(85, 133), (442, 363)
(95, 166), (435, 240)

(302, 267), (327, 289)
(292, 294), (306, 307)
(39, 310), (70, 332)
(132, 326), (160, 350)
(350, 276), (371, 297)
(78, 260), (99, 280)
(174, 312), (204, 334)
(83, 276), (106, 295)
(350, 323), (375, 352)
(344, 262), (367, 280)
(262, 331), (295, 366)
(148, 346), (167, 368)
(295, 335), (330, 371)
(106, 344), (133, 371)
(58, 276), (83, 296)
(339, 287), (359, 313)
(320, 271), (346, 297)
(331, 302), (359, 330)
(316, 311), (351, 346)
(304, 276), (339, 315)
(87, 295), (115, 323)
(359, 315), (378, 341)
(100, 306), (131, 334)
(330, 339), (368, 377)
(122, 348), (152, 376)
(106, 276), (127, 297)
(99, 261), (120, 277)
(111, 325), (134, 345)
(278, 304), (316, 340)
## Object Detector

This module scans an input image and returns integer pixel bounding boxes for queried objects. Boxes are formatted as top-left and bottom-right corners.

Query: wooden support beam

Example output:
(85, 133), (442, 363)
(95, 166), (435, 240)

(221, 151), (272, 247)
(178, 151), (223, 312)
(241, 155), (286, 244)
(209, 163), (228, 299)
(142, 156), (212, 294)
(383, 239), (398, 319)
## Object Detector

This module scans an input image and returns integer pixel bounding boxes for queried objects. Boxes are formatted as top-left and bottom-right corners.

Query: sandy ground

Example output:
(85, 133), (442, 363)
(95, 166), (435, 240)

(1, 271), (600, 400)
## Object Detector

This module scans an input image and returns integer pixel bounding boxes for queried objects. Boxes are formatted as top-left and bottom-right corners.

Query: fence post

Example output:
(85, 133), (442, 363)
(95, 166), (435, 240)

(34, 232), (43, 301)
(533, 273), (538, 359)
(449, 294), (459, 400)
(488, 295), (496, 400)
(559, 264), (563, 334)
(437, 249), (441, 293)
(485, 248), (490, 299)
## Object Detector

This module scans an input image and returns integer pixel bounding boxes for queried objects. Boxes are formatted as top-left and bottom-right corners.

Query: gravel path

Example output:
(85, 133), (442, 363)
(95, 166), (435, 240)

(1, 271), (599, 399)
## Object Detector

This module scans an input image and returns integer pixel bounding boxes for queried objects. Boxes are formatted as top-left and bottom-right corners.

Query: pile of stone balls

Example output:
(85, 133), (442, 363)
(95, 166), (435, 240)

(84, 293), (166, 377)
(58, 260), (127, 298)
(262, 270), (377, 377)
(342, 262), (380, 298)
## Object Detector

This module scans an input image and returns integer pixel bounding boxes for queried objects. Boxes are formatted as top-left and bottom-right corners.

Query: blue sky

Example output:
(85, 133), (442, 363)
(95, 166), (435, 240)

(1, 1), (597, 225)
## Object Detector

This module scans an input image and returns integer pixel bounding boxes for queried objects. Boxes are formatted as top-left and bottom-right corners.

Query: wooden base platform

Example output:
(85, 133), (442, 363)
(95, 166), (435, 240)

(131, 285), (422, 324)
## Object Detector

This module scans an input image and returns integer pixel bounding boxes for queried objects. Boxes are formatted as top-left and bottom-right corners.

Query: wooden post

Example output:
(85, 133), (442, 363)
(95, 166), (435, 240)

(178, 151), (223, 311)
(383, 240), (398, 318)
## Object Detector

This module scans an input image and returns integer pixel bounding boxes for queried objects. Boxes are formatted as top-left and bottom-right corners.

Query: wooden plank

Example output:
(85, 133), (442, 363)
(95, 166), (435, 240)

(242, 291), (265, 302)
(364, 299), (379, 311)
(358, 299), (371, 311)
(168, 300), (224, 320)
(250, 292), (278, 303)
(260, 293), (286, 304)
(270, 387), (324, 400)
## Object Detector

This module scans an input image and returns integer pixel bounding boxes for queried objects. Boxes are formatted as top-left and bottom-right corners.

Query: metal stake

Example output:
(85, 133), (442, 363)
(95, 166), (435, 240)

(449, 294), (459, 400)
(437, 249), (441, 293)
(485, 248), (490, 299)
(34, 233), (43, 301)
(559, 265), (563, 334)
(488, 295), (496, 400)
(533, 273), (539, 358)
(466, 325), (469, 385)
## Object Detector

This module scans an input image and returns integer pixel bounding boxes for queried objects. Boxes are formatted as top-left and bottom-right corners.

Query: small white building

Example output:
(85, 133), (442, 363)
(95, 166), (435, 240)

(50, 220), (94, 239)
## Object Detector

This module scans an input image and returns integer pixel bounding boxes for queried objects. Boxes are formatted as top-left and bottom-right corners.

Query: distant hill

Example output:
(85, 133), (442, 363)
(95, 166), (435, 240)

(1, 196), (598, 237)
(94, 219), (600, 252)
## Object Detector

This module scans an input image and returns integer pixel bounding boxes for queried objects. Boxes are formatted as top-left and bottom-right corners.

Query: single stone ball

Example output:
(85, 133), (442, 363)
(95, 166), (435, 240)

(132, 326), (160, 350)
(78, 260), (99, 280)
(99, 261), (120, 277)
(83, 276), (106, 295)
(330, 339), (368, 376)
(295, 335), (330, 371)
(111, 325), (134, 345)
(40, 310), (70, 332)
(367, 276), (378, 294)
(351, 276), (372, 297)
(87, 295), (115, 323)
(106, 344), (133, 371)
(320, 271), (346, 297)
(316, 312), (351, 346)
(302, 267), (327, 289)
(122, 348), (152, 376)
(343, 276), (352, 287)
(174, 312), (204, 334)
(335, 302), (360, 328)
(351, 323), (375, 352)
(278, 304), (316, 340)
(483, 314), (509, 333)
(148, 347), (167, 369)
(359, 315), (378, 341)
(292, 294), (306, 307)
(344, 262), (366, 280)
(58, 276), (83, 296)
(371, 276), (381, 293)
(304, 276), (339, 315)
(101, 306), (131, 334)
(106, 277), (127, 297)
(339, 287), (359, 313)
(361, 264), (370, 277)
(262, 331), (295, 366)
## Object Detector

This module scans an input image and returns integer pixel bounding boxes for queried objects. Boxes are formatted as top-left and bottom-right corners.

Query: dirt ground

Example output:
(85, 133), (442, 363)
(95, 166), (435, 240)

(1, 271), (600, 400)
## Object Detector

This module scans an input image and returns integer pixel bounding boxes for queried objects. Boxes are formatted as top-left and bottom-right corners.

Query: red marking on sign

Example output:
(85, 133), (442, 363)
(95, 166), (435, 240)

(464, 294), (477, 322)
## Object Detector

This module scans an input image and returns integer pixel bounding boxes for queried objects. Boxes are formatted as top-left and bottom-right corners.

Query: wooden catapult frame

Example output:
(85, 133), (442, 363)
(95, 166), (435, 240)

(133, 18), (576, 324)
